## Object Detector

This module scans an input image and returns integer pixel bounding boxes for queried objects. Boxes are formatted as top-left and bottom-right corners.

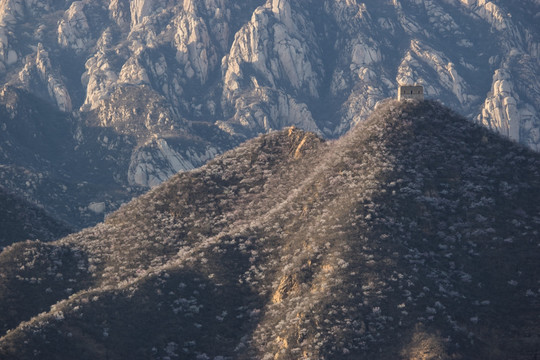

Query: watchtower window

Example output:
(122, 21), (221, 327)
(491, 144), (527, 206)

(397, 84), (424, 101)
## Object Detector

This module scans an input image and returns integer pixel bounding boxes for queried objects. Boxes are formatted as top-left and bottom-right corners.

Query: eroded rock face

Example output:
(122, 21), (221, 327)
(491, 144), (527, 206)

(478, 54), (540, 151)
(128, 138), (218, 187)
(57, 2), (91, 53)
(17, 44), (73, 112)
(0, 0), (539, 226)
(2, 0), (539, 144)
(221, 0), (323, 135)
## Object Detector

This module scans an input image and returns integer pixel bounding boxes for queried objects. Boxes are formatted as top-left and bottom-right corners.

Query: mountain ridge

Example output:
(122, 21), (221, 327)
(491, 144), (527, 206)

(0, 100), (538, 359)
(1, 0), (539, 228)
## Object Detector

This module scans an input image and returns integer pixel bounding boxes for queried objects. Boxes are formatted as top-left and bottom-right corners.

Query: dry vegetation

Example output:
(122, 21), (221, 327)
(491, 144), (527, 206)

(0, 100), (539, 359)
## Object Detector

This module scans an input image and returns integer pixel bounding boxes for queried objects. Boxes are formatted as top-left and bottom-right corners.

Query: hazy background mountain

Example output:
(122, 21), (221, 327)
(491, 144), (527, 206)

(0, 0), (539, 228)
(0, 100), (538, 359)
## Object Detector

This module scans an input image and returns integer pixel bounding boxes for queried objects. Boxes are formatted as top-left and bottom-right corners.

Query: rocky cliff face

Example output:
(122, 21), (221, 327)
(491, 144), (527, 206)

(0, 0), (539, 226)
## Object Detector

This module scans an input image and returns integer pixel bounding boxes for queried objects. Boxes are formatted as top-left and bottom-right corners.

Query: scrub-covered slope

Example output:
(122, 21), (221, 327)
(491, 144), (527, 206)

(0, 100), (539, 359)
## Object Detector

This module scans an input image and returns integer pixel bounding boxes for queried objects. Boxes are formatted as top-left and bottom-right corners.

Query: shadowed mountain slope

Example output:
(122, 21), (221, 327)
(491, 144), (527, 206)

(0, 186), (72, 248)
(0, 100), (539, 359)
(0, 86), (148, 228)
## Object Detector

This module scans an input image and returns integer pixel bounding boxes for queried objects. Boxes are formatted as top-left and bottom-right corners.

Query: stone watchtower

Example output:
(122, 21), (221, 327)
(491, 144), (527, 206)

(398, 85), (424, 101)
